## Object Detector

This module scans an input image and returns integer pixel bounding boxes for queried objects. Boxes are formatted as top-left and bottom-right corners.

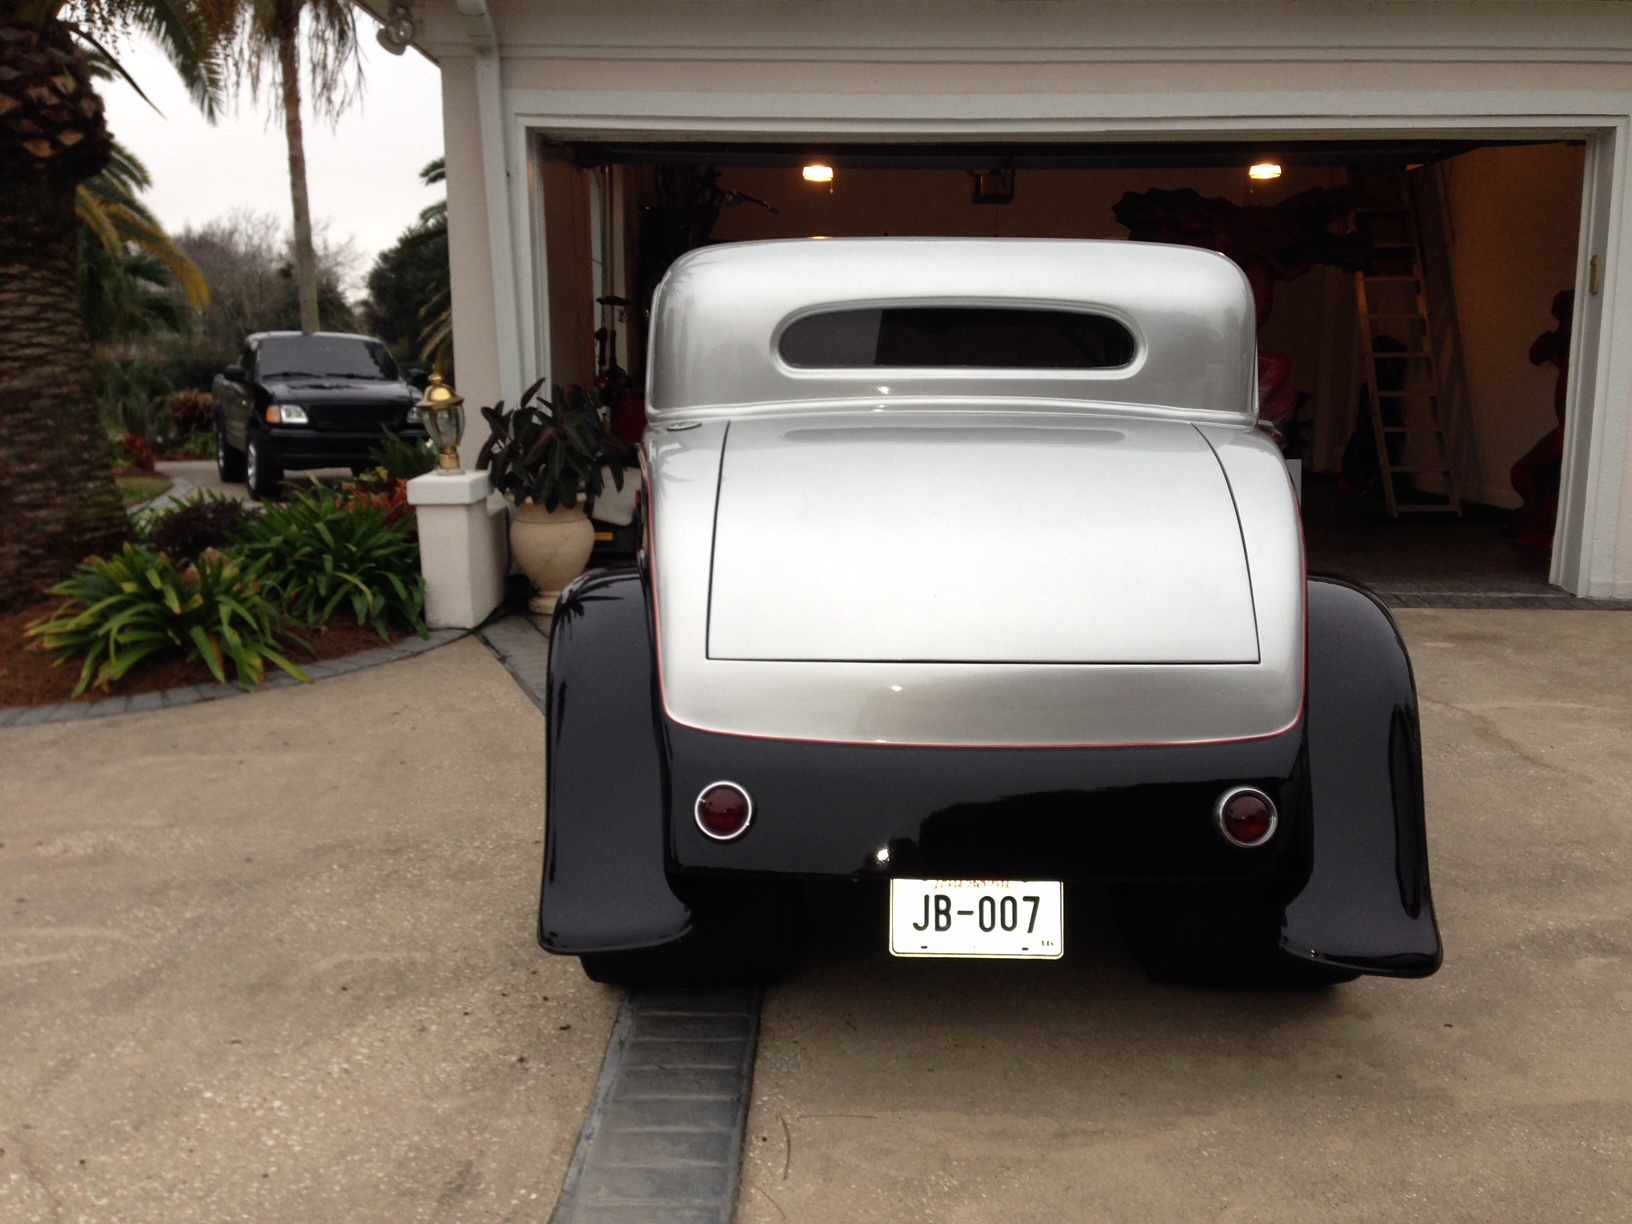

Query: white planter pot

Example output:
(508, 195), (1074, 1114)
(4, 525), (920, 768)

(509, 500), (594, 615)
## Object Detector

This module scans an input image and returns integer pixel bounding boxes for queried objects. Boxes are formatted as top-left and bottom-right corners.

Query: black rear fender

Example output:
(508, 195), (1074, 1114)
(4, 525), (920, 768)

(537, 567), (690, 954)
(1281, 577), (1443, 977)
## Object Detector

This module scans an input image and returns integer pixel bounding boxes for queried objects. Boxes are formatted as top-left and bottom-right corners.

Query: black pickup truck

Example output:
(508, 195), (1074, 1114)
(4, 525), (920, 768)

(212, 331), (429, 499)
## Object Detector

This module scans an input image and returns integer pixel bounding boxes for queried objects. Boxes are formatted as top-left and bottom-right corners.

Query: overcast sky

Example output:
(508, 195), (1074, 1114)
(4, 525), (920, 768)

(100, 27), (445, 293)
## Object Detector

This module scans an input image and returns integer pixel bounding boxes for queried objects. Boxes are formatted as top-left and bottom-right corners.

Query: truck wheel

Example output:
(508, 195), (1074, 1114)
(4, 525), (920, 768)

(1111, 882), (1360, 988)
(216, 422), (246, 483)
(579, 879), (800, 988)
(245, 431), (282, 502)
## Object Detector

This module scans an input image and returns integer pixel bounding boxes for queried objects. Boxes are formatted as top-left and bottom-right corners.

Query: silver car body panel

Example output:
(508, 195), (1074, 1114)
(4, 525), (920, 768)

(643, 239), (1304, 747)
(707, 414), (1259, 665)
(647, 238), (1256, 425)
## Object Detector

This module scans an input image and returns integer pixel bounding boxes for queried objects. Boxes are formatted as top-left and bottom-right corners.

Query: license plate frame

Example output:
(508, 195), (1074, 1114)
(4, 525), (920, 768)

(888, 879), (1064, 959)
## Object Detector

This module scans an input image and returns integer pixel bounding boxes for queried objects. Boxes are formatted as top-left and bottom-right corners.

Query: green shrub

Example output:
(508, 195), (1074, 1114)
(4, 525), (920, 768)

(177, 430), (215, 458)
(29, 544), (309, 696)
(230, 486), (427, 640)
(477, 381), (625, 511)
(151, 342), (235, 397)
(95, 354), (173, 445)
(368, 427), (438, 482)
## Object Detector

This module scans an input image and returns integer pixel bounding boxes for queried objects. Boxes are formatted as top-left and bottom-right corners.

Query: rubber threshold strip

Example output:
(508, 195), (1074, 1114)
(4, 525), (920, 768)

(551, 989), (762, 1224)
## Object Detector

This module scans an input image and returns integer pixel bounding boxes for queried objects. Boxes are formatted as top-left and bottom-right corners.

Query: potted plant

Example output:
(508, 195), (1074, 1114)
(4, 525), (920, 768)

(477, 380), (625, 615)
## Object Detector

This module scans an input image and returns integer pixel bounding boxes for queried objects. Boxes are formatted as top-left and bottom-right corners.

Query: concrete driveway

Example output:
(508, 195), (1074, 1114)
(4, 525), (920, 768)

(147, 459), (355, 511)
(4, 612), (1630, 1222)
(0, 637), (618, 1222)
(737, 610), (1632, 1223)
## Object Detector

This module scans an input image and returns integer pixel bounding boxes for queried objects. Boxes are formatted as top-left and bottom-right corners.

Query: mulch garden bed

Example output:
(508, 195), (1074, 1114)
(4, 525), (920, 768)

(0, 600), (410, 710)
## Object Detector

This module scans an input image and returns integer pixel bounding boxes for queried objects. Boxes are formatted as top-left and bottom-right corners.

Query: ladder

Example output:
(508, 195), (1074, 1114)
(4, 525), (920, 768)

(1350, 168), (1461, 517)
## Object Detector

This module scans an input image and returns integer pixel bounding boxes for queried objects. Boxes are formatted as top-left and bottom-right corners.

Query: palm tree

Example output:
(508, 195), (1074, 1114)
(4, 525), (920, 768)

(226, 0), (360, 334)
(0, 1), (223, 609)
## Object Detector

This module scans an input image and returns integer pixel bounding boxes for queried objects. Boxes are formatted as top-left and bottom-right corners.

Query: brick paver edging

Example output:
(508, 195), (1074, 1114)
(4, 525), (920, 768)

(0, 628), (468, 729)
(1380, 591), (1632, 610)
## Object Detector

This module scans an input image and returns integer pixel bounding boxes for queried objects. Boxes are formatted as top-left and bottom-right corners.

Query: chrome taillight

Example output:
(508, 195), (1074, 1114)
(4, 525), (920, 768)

(695, 781), (754, 841)
(1214, 786), (1278, 848)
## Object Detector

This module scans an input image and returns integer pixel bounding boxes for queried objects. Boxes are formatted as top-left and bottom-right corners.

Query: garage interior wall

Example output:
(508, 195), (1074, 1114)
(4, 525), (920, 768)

(540, 153), (596, 390)
(549, 148), (1582, 513)
(1432, 144), (1585, 508)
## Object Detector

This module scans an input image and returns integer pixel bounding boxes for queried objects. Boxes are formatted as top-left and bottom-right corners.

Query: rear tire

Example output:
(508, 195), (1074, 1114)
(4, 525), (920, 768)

(245, 431), (282, 502)
(579, 878), (801, 988)
(216, 422), (246, 482)
(1112, 881), (1360, 988)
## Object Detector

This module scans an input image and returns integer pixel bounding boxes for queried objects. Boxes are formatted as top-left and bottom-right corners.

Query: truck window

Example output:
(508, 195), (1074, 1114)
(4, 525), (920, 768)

(257, 336), (400, 381)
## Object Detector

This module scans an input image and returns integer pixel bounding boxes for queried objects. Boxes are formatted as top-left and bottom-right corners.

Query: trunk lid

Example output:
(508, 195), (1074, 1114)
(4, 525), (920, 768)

(706, 414), (1259, 665)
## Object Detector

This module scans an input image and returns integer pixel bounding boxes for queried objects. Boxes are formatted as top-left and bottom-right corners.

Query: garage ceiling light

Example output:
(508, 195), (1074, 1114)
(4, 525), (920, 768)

(802, 164), (835, 183)
(1249, 162), (1283, 181)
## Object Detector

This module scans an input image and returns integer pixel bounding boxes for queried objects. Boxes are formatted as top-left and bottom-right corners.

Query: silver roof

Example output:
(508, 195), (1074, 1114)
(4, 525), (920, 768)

(646, 238), (1258, 423)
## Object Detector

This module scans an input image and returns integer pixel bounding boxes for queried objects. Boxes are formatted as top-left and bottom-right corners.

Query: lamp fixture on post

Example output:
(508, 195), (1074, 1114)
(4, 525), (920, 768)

(417, 374), (466, 472)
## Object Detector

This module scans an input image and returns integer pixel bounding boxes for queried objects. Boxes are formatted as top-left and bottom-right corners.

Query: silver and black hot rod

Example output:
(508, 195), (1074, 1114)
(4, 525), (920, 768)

(537, 238), (1442, 989)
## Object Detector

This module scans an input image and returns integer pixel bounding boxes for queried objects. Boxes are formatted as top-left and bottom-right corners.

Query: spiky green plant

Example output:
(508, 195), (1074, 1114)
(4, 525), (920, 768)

(29, 543), (308, 695)
(229, 485), (427, 640)
(367, 427), (437, 482)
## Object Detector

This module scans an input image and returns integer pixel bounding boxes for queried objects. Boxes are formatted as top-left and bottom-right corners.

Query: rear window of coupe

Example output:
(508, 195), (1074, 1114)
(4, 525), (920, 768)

(778, 306), (1137, 370)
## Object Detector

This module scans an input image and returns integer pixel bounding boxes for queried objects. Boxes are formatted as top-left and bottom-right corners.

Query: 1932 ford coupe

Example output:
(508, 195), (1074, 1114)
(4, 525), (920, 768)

(538, 238), (1442, 989)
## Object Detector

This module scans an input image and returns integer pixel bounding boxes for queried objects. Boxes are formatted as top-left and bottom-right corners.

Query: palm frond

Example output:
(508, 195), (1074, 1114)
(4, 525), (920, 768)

(418, 307), (453, 373)
(67, 0), (227, 119)
(102, 203), (210, 306)
(76, 186), (126, 257)
(74, 139), (210, 307)
(126, 0), (226, 118)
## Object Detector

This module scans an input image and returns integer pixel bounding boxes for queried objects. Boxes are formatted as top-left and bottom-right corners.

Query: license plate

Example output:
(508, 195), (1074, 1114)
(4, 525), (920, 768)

(888, 879), (1064, 959)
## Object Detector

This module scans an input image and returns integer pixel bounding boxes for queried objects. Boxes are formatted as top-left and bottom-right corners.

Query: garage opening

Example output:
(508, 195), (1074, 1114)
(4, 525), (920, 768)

(538, 138), (1586, 600)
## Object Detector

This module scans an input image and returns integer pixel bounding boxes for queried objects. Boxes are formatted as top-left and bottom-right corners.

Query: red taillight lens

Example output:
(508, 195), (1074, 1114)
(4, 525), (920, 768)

(695, 782), (754, 841)
(1215, 787), (1277, 848)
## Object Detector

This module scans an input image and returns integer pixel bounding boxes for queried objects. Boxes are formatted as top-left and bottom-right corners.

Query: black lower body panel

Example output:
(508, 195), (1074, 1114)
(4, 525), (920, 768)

(665, 721), (1312, 884)
(539, 568), (1441, 980)
(263, 425), (429, 471)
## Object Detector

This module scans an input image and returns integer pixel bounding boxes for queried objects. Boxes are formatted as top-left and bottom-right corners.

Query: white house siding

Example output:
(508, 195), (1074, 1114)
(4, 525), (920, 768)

(411, 0), (1632, 597)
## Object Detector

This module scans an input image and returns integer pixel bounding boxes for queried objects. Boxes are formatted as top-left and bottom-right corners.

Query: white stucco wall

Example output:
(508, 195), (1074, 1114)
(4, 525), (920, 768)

(421, 0), (1632, 597)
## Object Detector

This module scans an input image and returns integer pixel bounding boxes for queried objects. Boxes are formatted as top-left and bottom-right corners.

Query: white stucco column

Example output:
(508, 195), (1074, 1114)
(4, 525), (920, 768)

(408, 470), (508, 629)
